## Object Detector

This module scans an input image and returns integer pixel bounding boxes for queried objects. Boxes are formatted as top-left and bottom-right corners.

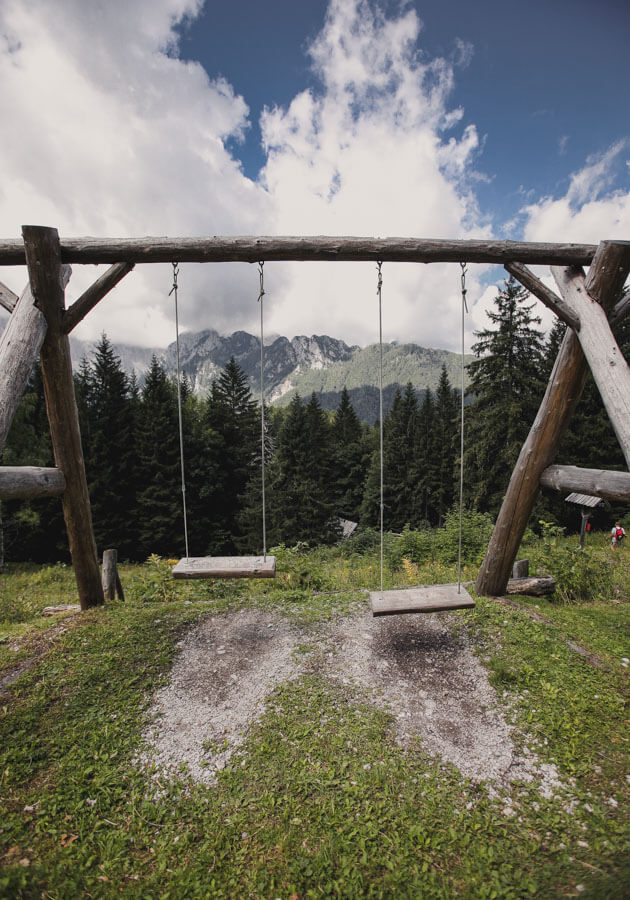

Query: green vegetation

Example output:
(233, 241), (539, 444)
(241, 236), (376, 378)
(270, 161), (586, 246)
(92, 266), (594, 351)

(1, 533), (628, 898)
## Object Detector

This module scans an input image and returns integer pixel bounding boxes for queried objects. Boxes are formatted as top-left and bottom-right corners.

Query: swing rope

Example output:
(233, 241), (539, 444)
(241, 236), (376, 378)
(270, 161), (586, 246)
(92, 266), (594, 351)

(375, 262), (469, 594)
(458, 262), (469, 592)
(257, 262), (268, 560)
(171, 262), (190, 560)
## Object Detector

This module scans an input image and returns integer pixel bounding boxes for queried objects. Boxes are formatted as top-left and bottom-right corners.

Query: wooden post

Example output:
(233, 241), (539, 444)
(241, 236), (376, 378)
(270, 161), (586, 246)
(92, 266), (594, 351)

(22, 225), (104, 610)
(0, 281), (18, 313)
(0, 282), (49, 450)
(475, 241), (630, 596)
(102, 549), (124, 602)
(552, 264), (630, 466)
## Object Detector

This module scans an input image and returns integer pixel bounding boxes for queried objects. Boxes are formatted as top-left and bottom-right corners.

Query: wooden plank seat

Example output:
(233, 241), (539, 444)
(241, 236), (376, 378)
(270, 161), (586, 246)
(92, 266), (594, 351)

(370, 583), (475, 617)
(172, 555), (276, 580)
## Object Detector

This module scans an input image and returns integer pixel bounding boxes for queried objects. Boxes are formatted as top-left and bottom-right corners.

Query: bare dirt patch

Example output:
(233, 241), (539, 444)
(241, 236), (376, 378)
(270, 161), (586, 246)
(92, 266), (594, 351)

(141, 603), (565, 796)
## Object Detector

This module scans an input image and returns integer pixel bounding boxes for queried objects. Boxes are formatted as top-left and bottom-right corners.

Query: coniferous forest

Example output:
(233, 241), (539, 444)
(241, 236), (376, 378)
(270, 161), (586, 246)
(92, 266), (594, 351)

(1, 278), (628, 564)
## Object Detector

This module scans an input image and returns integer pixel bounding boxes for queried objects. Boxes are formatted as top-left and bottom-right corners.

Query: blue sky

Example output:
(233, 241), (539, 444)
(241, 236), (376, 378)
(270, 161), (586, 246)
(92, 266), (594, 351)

(177, 0), (629, 231)
(0, 0), (628, 350)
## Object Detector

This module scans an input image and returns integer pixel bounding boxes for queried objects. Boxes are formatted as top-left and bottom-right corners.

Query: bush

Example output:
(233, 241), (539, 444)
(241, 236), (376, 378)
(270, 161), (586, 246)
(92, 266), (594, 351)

(385, 525), (434, 571)
(127, 555), (183, 603)
(433, 508), (494, 566)
(535, 521), (615, 604)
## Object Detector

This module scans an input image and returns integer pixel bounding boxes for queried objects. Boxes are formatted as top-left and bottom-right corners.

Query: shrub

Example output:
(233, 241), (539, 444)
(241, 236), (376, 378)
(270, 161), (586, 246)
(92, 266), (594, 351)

(433, 508), (494, 566)
(536, 521), (615, 604)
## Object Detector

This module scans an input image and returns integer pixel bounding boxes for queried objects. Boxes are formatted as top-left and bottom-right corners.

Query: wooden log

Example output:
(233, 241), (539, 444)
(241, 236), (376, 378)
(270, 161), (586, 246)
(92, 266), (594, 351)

(22, 225), (104, 610)
(512, 559), (529, 578)
(101, 549), (122, 602)
(505, 575), (556, 596)
(552, 264), (630, 466)
(540, 464), (630, 503)
(0, 235), (599, 267)
(63, 262), (134, 334)
(505, 262), (580, 331)
(475, 240), (630, 596)
(42, 604), (80, 617)
(0, 283), (48, 450)
(0, 466), (66, 500)
(611, 288), (630, 326)
(0, 281), (17, 313)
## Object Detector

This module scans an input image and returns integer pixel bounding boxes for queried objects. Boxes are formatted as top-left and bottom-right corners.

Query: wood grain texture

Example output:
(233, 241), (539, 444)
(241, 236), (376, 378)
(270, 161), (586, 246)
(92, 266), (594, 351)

(505, 261), (580, 331)
(540, 465), (630, 502)
(0, 235), (599, 266)
(505, 575), (556, 596)
(0, 466), (66, 500)
(552, 265), (630, 466)
(370, 583), (475, 616)
(23, 225), (104, 610)
(0, 281), (18, 313)
(172, 555), (277, 579)
(475, 240), (630, 597)
(0, 284), (48, 450)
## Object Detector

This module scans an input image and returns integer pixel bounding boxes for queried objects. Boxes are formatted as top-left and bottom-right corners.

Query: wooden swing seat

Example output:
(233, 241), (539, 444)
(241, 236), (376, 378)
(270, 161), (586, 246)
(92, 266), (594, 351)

(370, 583), (474, 616)
(172, 555), (276, 580)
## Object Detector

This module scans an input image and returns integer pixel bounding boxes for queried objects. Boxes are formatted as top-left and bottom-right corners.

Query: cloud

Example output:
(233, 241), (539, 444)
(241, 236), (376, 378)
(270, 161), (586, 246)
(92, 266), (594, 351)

(520, 141), (630, 244)
(0, 0), (270, 346)
(259, 0), (488, 350)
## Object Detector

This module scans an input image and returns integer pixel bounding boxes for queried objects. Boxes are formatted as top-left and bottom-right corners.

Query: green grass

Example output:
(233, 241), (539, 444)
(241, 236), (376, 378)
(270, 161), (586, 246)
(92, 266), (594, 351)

(0, 537), (628, 898)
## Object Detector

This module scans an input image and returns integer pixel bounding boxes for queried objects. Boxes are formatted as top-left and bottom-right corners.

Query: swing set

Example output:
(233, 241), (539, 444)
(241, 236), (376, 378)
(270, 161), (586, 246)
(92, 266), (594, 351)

(0, 229), (629, 614)
(168, 256), (473, 614)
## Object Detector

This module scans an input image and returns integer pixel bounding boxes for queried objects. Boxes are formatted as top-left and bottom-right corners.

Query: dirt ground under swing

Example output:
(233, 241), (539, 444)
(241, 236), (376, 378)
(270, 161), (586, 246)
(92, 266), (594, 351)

(141, 605), (566, 797)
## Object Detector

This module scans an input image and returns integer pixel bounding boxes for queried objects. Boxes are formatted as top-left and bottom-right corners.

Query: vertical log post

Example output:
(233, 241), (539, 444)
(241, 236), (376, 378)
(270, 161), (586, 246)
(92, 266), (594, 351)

(0, 283), (50, 450)
(22, 225), (104, 609)
(102, 549), (124, 602)
(475, 240), (630, 596)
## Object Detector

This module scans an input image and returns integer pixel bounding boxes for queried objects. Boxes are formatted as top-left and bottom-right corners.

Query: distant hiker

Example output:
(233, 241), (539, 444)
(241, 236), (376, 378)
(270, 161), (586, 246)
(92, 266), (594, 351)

(611, 522), (625, 549)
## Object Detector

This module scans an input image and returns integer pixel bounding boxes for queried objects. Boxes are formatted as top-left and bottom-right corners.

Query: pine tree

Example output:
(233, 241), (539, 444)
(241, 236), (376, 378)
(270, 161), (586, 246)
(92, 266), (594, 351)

(83, 335), (138, 558)
(465, 277), (545, 515)
(414, 387), (438, 525)
(432, 365), (459, 524)
(269, 393), (338, 545)
(135, 356), (182, 558)
(361, 384), (419, 531)
(330, 387), (367, 522)
(206, 357), (260, 552)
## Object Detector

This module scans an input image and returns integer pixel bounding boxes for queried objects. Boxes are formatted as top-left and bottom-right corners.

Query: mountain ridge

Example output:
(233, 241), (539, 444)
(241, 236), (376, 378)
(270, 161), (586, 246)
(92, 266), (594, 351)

(70, 329), (472, 423)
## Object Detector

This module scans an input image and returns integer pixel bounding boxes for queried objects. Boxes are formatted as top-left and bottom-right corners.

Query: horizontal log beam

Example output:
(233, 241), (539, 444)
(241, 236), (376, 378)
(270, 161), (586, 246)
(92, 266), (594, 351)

(63, 261), (135, 333)
(504, 261), (581, 331)
(0, 466), (66, 499)
(540, 464), (630, 503)
(0, 235), (601, 267)
(0, 281), (18, 313)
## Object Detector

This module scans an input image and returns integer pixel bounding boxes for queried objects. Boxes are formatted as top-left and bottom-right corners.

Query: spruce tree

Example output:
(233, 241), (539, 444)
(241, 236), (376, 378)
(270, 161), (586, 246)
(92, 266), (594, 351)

(135, 356), (182, 558)
(432, 365), (459, 524)
(206, 357), (259, 552)
(269, 393), (338, 545)
(361, 384), (419, 531)
(465, 277), (545, 516)
(83, 335), (137, 558)
(331, 387), (367, 522)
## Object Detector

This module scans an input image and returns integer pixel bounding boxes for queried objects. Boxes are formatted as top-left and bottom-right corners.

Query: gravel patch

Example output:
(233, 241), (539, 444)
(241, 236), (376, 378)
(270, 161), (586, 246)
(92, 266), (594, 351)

(141, 604), (566, 797)
(141, 608), (302, 784)
(327, 610), (565, 796)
